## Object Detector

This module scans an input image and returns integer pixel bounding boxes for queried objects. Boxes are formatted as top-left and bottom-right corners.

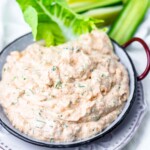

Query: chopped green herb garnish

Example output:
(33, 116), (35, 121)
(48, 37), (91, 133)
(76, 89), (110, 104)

(63, 47), (69, 50)
(118, 84), (121, 89)
(75, 47), (80, 52)
(81, 91), (86, 95)
(11, 100), (19, 105)
(35, 126), (41, 129)
(81, 64), (89, 71)
(78, 84), (85, 88)
(64, 124), (68, 128)
(11, 102), (15, 105)
(69, 101), (72, 107)
(11, 102), (16, 105)
(50, 138), (54, 142)
(52, 66), (57, 71)
(58, 114), (63, 118)
(101, 74), (105, 77)
(93, 116), (100, 121)
(12, 76), (17, 81)
(47, 99), (52, 101)
(36, 120), (46, 124)
(22, 76), (26, 80)
(51, 95), (56, 98)
(90, 68), (94, 72)
(55, 81), (62, 89)
(39, 110), (43, 116)
(29, 89), (34, 94)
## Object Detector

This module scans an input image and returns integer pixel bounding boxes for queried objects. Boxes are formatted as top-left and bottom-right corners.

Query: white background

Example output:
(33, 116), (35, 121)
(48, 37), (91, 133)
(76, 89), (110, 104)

(0, 0), (150, 150)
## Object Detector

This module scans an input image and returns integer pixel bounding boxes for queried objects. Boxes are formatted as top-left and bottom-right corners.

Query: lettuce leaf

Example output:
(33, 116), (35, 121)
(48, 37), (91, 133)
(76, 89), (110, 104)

(17, 0), (101, 46)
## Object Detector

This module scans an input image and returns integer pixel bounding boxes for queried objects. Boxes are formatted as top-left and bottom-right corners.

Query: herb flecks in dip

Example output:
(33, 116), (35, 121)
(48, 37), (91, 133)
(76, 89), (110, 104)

(0, 30), (129, 142)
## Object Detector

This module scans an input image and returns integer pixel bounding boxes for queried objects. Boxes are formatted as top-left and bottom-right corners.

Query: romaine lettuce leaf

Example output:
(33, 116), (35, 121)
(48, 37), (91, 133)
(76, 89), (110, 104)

(17, 0), (101, 46)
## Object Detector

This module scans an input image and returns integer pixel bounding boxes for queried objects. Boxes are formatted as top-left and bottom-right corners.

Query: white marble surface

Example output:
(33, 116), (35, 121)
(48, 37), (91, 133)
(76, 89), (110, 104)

(0, 0), (150, 149)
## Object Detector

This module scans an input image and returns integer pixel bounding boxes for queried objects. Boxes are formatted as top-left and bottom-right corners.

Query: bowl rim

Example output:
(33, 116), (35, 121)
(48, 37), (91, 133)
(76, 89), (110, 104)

(0, 33), (137, 148)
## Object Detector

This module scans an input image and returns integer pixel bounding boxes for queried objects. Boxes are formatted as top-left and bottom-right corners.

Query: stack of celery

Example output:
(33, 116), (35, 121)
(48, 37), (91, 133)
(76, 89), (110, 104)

(68, 0), (149, 45)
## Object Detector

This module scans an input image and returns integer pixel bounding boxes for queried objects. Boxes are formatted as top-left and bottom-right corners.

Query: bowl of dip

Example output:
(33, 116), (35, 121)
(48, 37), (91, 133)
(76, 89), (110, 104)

(0, 31), (149, 148)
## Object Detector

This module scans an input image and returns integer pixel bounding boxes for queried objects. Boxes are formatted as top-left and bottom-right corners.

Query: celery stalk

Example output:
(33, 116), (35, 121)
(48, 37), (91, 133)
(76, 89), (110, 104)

(108, 0), (149, 45)
(122, 0), (128, 3)
(67, 0), (94, 4)
(68, 0), (122, 13)
(82, 6), (123, 26)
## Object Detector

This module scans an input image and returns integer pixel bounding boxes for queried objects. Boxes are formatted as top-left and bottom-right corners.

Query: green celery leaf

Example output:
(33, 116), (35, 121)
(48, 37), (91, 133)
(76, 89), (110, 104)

(17, 0), (101, 46)
(24, 6), (38, 39)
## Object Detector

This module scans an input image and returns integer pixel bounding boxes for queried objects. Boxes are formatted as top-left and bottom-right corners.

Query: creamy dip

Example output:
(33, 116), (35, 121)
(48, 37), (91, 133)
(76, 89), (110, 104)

(0, 30), (129, 142)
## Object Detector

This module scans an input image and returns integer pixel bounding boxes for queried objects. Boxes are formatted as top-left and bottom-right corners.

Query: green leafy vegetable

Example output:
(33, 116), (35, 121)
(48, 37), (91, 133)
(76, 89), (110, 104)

(17, 0), (100, 46)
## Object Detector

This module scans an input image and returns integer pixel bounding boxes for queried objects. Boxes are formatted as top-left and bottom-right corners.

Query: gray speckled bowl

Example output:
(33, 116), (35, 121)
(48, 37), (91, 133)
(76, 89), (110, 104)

(0, 33), (149, 148)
